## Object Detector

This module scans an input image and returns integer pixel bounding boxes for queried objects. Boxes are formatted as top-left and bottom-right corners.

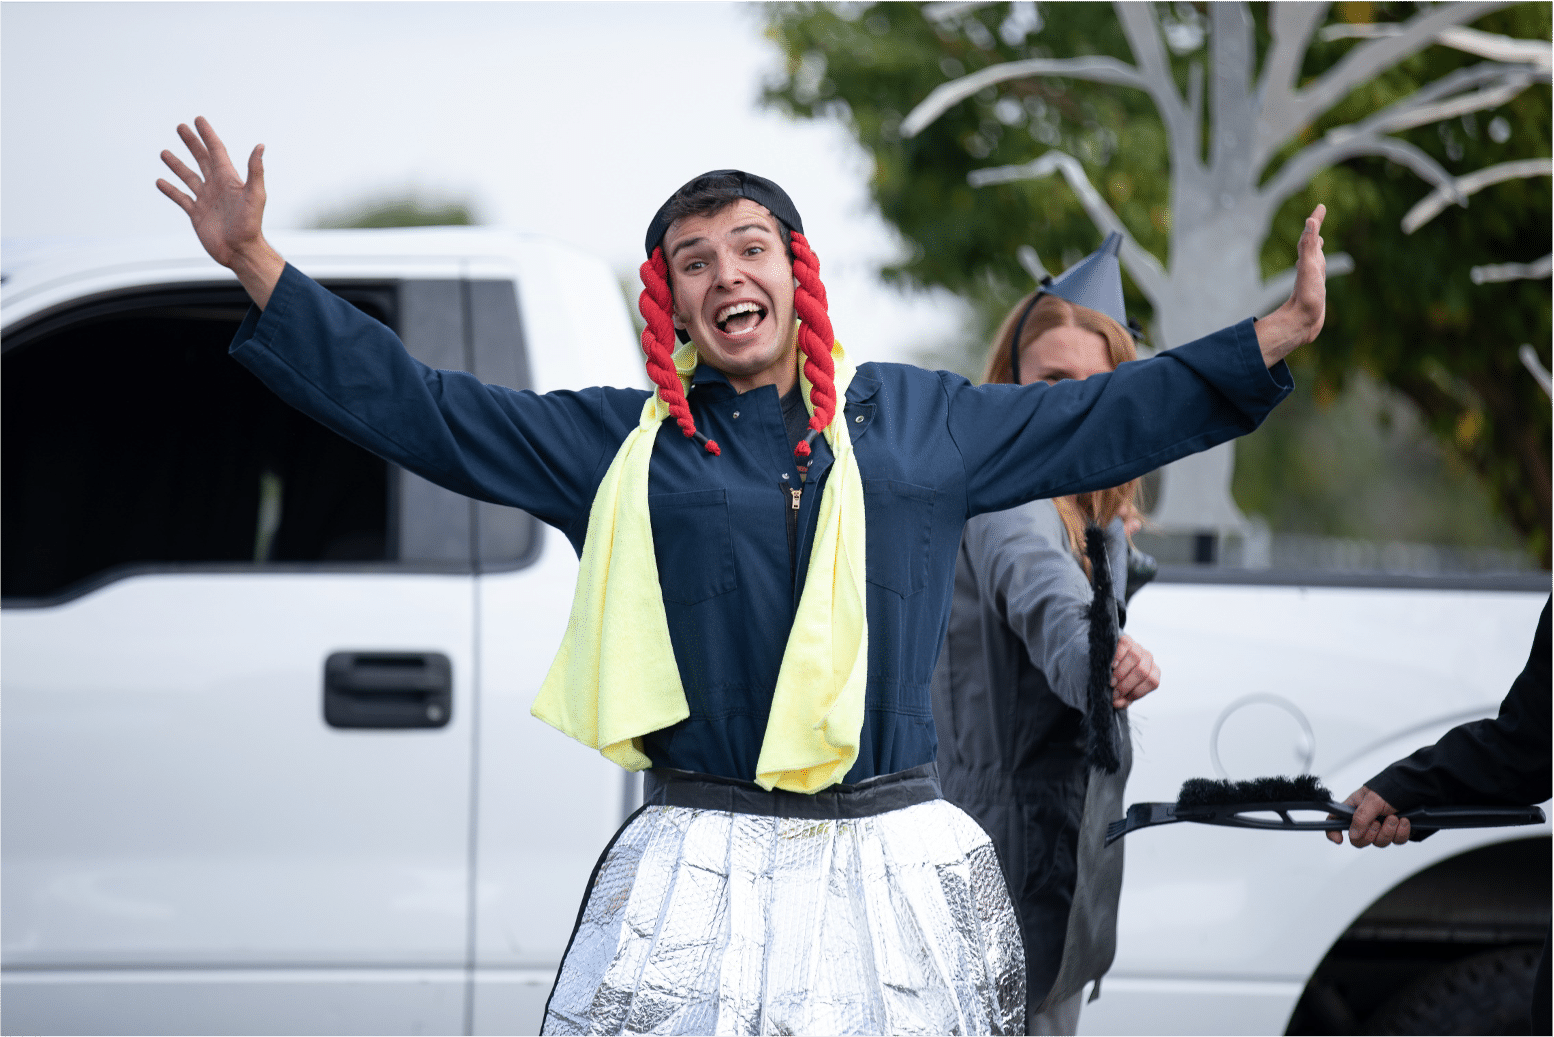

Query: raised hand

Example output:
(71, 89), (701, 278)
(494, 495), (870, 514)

(1254, 204), (1328, 368)
(157, 117), (285, 308)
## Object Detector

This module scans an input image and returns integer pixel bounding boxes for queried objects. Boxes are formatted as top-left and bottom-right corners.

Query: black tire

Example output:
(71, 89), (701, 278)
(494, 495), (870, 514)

(1364, 944), (1541, 1035)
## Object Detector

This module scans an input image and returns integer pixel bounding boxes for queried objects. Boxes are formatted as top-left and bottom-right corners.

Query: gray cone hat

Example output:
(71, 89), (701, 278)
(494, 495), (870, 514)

(1043, 231), (1128, 330)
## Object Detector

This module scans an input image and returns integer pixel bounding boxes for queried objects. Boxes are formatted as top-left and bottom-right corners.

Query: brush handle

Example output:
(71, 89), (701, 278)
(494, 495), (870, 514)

(1105, 801), (1546, 845)
(1400, 804), (1547, 829)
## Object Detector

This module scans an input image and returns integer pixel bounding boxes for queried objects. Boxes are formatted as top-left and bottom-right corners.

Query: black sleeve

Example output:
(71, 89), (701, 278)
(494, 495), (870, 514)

(1369, 597), (1551, 812)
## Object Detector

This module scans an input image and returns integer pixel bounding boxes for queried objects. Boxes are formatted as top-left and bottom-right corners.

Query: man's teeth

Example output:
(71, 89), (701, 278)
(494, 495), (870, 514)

(716, 302), (765, 331)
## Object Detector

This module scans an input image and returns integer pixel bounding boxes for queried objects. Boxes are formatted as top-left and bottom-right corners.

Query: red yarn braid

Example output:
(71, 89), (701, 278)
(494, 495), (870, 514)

(638, 247), (718, 455)
(789, 231), (836, 459)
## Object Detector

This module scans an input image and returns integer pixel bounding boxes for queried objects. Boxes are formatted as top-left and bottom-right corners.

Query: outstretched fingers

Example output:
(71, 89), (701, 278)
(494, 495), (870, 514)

(175, 122), (212, 179)
(155, 177), (195, 214)
(1301, 205), (1327, 267)
(160, 149), (203, 194)
(246, 143), (266, 194)
(195, 116), (236, 175)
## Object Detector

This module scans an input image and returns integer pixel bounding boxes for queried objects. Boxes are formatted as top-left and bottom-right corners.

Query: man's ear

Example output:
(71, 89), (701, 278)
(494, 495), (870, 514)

(671, 312), (692, 345)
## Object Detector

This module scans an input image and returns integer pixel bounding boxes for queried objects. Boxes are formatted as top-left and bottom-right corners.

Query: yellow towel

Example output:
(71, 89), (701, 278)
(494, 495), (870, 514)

(531, 338), (868, 793)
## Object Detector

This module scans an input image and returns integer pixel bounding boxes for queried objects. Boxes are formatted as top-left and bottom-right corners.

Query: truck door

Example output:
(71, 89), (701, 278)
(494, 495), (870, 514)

(2, 278), (481, 1036)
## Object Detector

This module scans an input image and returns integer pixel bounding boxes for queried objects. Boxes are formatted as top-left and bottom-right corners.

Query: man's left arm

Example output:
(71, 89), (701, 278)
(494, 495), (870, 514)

(952, 208), (1325, 517)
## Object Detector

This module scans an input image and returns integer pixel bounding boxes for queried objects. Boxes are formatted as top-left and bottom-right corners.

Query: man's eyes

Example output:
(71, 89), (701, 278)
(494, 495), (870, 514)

(681, 243), (770, 272)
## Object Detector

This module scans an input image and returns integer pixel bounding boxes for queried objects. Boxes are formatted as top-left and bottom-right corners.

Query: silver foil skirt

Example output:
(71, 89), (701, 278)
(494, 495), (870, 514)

(544, 798), (1026, 1036)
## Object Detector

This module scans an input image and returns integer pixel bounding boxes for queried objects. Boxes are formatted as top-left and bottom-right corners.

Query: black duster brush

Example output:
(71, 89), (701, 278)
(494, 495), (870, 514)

(1083, 523), (1123, 775)
(1105, 774), (1545, 846)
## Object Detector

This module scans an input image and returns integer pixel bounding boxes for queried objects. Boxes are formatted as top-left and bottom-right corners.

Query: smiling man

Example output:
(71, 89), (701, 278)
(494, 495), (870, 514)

(663, 199), (799, 393)
(159, 122), (1327, 1036)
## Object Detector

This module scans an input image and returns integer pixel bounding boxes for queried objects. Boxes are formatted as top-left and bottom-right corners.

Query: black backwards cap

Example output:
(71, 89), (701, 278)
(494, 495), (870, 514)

(644, 170), (805, 258)
(1010, 232), (1135, 384)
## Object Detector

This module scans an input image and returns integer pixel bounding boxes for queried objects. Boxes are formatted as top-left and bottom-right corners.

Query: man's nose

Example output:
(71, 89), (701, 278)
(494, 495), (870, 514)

(712, 251), (745, 288)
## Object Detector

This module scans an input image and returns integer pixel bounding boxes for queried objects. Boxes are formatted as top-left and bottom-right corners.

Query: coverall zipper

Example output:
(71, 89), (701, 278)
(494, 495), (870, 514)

(780, 477), (802, 583)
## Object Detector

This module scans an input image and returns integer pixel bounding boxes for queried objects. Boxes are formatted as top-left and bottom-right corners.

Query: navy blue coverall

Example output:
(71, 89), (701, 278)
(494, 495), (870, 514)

(232, 263), (1292, 784)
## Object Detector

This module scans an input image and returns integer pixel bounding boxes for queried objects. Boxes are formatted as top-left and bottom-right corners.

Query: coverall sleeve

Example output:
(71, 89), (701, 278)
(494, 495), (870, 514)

(228, 263), (641, 537)
(1368, 597), (1552, 812)
(960, 503), (1097, 714)
(948, 318), (1292, 516)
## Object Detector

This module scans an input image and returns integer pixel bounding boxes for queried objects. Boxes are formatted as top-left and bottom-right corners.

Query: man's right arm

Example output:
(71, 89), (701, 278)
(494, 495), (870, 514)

(159, 118), (633, 534)
(230, 263), (636, 535)
(157, 118), (285, 310)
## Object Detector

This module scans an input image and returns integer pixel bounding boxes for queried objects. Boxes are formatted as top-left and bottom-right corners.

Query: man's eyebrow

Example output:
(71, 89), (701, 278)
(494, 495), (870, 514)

(668, 222), (777, 259)
(668, 234), (706, 259)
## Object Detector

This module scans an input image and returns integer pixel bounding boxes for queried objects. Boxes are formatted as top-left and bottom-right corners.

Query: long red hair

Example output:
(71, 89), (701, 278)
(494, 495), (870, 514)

(984, 293), (1142, 575)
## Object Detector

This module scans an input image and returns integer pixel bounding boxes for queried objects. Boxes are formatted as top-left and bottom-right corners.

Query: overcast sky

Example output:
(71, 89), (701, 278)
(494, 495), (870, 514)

(1, 1), (969, 366)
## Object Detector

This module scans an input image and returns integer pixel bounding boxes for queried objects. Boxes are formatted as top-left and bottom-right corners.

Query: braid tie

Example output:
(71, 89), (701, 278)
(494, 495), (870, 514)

(789, 232), (836, 460)
(638, 248), (718, 455)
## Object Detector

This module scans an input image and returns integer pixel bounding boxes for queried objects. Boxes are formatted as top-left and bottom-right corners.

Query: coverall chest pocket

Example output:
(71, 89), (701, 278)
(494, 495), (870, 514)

(863, 479), (936, 598)
(650, 488), (738, 605)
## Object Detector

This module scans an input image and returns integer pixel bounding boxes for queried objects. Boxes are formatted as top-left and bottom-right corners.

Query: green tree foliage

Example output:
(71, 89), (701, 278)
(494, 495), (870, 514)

(313, 195), (479, 229)
(764, 1), (1550, 563)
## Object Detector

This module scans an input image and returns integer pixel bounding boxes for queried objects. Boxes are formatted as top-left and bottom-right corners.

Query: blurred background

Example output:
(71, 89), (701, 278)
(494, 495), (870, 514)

(5, 0), (1549, 576)
(3, 5), (1549, 1037)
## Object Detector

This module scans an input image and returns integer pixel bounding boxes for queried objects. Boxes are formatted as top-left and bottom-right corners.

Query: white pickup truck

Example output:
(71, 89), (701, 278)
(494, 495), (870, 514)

(2, 229), (1547, 1036)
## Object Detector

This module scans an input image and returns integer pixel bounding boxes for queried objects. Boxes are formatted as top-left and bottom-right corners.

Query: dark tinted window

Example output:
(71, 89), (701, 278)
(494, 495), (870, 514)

(2, 287), (393, 600)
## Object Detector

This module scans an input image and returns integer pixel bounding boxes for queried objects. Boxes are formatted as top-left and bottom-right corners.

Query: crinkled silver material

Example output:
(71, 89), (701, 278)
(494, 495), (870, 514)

(543, 798), (1025, 1036)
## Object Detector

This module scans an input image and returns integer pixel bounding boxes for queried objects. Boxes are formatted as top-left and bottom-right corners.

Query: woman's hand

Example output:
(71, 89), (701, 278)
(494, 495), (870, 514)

(1110, 633), (1160, 709)
(157, 117), (285, 309)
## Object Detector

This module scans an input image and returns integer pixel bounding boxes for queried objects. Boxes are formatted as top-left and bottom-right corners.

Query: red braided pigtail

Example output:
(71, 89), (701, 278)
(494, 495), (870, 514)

(638, 247), (718, 455)
(788, 231), (836, 460)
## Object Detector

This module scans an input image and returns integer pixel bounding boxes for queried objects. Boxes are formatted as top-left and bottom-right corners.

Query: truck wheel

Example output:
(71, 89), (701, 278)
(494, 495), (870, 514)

(1364, 945), (1540, 1035)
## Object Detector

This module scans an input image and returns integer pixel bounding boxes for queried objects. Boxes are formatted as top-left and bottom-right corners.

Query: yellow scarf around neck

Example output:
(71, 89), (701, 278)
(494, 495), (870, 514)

(530, 338), (868, 793)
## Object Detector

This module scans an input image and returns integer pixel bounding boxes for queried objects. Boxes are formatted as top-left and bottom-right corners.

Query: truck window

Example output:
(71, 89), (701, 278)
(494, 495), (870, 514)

(1, 285), (396, 602)
(3, 276), (546, 604)
(468, 278), (539, 571)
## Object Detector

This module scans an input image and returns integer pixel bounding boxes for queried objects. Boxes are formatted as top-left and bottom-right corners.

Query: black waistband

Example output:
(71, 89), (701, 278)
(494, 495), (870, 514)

(642, 762), (942, 820)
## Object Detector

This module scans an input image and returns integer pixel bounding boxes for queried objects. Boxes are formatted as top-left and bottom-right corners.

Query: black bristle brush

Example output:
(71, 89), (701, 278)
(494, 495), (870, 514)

(1105, 774), (1545, 846)
(1084, 524), (1122, 775)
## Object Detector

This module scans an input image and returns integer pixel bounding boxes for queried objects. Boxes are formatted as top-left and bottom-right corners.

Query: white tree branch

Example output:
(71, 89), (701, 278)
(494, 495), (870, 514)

(1209, 2), (1258, 182)
(1262, 125), (1464, 217)
(1259, 2), (1331, 136)
(922, 1), (1000, 23)
(1186, 61), (1204, 160)
(1404, 158), (1554, 233)
(1114, 1), (1201, 174)
(1015, 244), (1050, 282)
(1285, 1), (1511, 136)
(1518, 344), (1553, 398)
(1437, 25), (1553, 70)
(1321, 23), (1552, 71)
(1251, 251), (1355, 315)
(968, 150), (1169, 305)
(1354, 62), (1545, 141)
(1472, 254), (1553, 284)
(900, 56), (1147, 138)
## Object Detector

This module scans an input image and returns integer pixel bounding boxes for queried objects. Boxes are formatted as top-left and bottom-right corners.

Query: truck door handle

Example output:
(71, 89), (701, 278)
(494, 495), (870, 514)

(323, 652), (452, 729)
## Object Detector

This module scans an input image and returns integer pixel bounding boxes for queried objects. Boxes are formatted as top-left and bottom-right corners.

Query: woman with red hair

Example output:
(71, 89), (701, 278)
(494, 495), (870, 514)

(933, 236), (1163, 1036)
(159, 118), (1326, 1035)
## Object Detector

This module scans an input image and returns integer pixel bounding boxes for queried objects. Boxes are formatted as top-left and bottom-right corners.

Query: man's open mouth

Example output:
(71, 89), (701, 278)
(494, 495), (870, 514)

(715, 301), (767, 336)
